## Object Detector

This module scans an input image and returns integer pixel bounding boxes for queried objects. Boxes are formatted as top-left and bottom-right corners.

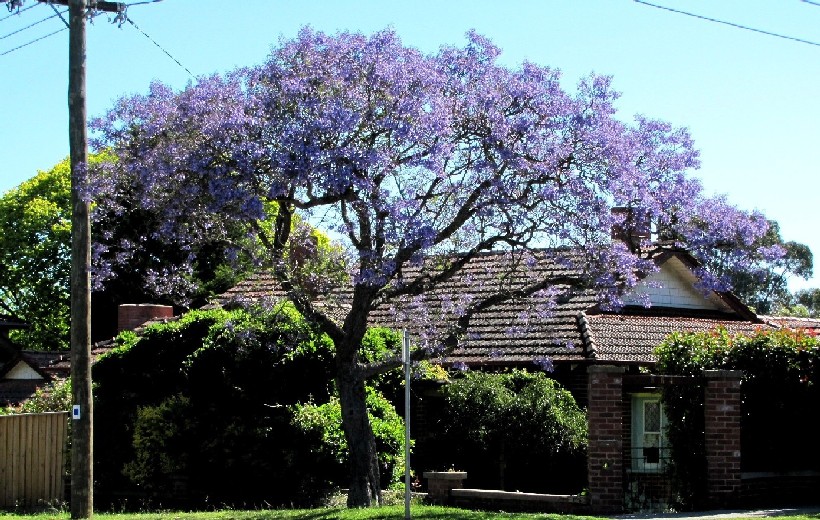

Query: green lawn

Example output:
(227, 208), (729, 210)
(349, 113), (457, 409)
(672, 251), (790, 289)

(0, 505), (600, 520)
(1, 506), (820, 520)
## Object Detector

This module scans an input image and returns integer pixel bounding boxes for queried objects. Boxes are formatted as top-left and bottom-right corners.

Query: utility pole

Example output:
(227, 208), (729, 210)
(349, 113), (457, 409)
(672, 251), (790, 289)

(58, 0), (125, 517)
(68, 1), (92, 516)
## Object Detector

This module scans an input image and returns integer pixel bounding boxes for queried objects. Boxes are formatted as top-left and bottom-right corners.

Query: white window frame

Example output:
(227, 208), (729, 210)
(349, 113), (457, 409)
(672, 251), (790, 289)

(630, 393), (667, 473)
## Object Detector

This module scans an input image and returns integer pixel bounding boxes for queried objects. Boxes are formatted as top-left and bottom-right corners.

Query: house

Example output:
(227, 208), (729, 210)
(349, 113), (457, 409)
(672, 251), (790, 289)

(0, 305), (176, 408)
(218, 241), (817, 513)
(0, 315), (71, 407)
(8, 239), (809, 511)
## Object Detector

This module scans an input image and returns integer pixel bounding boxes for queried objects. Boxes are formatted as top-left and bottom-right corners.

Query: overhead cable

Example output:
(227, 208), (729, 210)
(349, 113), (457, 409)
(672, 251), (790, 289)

(1, 1), (38, 23)
(125, 14), (194, 78)
(1, 25), (64, 55)
(0, 8), (66, 40)
(634, 0), (820, 48)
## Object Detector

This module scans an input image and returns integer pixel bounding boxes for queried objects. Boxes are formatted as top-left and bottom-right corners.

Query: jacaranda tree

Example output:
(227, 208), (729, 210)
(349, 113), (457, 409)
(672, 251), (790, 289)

(89, 28), (779, 506)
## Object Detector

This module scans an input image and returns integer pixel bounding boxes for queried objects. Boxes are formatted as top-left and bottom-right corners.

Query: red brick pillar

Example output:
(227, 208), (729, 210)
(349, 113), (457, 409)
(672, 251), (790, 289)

(587, 365), (626, 514)
(703, 369), (742, 509)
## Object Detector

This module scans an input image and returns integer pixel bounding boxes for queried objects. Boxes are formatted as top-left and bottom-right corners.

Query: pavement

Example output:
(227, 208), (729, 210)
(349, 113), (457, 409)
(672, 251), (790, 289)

(610, 506), (820, 520)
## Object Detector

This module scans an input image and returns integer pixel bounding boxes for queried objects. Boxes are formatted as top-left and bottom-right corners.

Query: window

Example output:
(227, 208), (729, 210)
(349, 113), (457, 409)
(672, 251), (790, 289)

(631, 394), (667, 472)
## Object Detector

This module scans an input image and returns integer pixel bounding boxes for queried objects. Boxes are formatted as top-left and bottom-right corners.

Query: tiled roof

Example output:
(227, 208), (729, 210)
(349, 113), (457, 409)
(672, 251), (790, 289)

(212, 248), (771, 368)
(214, 271), (289, 307)
(22, 350), (71, 379)
(759, 315), (820, 331)
(368, 250), (598, 365)
(582, 312), (771, 364)
(0, 379), (47, 407)
(0, 314), (28, 329)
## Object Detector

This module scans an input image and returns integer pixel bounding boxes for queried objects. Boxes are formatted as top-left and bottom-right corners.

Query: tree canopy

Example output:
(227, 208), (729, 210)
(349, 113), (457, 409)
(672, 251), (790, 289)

(693, 218), (812, 314)
(88, 28), (782, 506)
(0, 160), (72, 349)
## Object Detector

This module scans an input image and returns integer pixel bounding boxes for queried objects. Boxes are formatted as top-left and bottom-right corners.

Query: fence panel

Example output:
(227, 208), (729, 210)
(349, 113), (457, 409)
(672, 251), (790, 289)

(0, 412), (68, 508)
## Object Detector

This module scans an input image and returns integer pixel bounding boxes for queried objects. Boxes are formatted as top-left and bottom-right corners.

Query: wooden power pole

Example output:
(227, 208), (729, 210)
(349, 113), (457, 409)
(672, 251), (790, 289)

(67, 0), (92, 517)
(57, 0), (125, 517)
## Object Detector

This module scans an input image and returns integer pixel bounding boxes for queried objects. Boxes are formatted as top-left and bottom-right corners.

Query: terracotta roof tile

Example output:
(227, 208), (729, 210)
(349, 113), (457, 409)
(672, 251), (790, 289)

(0, 379), (47, 406)
(583, 313), (771, 364)
(213, 249), (770, 368)
(759, 315), (820, 331)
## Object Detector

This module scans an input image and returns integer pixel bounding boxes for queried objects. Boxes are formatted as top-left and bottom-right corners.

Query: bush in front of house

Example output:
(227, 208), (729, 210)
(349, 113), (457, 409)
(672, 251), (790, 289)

(292, 386), (407, 491)
(93, 302), (406, 509)
(656, 327), (820, 509)
(422, 369), (588, 494)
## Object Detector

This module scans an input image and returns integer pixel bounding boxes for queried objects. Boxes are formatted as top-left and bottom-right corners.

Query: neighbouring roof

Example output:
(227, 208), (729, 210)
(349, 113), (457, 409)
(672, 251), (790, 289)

(0, 314), (29, 330)
(0, 350), (69, 407)
(0, 379), (47, 407)
(759, 315), (820, 332)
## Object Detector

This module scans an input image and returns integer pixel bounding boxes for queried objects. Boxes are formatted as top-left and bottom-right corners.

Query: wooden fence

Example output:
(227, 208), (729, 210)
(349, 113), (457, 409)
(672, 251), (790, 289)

(0, 412), (68, 508)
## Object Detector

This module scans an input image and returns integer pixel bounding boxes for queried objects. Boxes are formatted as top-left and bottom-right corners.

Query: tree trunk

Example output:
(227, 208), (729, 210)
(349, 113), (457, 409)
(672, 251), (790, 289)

(337, 359), (381, 507)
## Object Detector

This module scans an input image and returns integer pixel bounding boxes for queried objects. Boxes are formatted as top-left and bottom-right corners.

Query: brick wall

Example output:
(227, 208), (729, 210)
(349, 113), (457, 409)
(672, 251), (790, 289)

(704, 369), (742, 508)
(587, 365), (626, 514)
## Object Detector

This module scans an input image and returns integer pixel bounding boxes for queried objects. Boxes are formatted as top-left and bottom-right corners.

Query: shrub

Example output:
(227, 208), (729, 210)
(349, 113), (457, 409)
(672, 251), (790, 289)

(93, 302), (409, 508)
(292, 386), (407, 490)
(427, 369), (587, 493)
(656, 327), (820, 509)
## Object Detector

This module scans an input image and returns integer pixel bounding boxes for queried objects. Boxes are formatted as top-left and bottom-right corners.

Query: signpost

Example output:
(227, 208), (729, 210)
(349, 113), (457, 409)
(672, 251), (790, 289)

(403, 330), (411, 520)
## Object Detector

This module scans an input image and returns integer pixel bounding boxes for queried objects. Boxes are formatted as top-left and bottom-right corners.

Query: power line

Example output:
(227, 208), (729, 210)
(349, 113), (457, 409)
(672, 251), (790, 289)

(0, 24), (64, 55)
(48, 2), (69, 29)
(125, 14), (194, 78)
(634, 0), (820, 48)
(0, 8), (65, 39)
(0, 1), (39, 23)
(801, 0), (820, 6)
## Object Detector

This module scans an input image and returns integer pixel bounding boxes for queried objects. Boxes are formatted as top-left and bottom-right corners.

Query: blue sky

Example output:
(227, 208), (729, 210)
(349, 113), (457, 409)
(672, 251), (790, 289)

(2, 0), (819, 291)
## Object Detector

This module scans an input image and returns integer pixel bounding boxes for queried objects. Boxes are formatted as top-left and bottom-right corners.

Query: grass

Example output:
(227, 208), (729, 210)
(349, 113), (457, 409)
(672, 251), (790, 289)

(1, 506), (820, 520)
(0, 506), (603, 520)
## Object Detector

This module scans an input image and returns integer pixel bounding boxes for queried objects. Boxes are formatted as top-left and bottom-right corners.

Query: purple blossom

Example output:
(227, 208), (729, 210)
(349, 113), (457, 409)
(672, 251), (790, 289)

(533, 356), (554, 372)
(451, 361), (469, 372)
(84, 26), (788, 504)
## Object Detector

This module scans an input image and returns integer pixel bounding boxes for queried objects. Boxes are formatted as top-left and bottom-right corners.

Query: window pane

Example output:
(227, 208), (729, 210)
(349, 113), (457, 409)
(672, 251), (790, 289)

(644, 401), (660, 433)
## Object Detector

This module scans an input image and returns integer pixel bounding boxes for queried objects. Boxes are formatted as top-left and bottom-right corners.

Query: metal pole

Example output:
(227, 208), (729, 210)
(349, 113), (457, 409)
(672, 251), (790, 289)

(403, 330), (411, 520)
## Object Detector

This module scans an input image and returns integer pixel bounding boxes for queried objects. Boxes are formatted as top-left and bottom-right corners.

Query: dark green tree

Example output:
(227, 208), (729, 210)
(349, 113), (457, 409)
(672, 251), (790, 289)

(700, 220), (812, 314)
(788, 287), (820, 317)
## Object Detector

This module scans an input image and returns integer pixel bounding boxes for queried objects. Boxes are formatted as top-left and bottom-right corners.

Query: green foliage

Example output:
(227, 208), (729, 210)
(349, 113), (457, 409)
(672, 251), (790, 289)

(292, 387), (407, 489)
(124, 394), (196, 487)
(655, 328), (820, 509)
(92, 303), (408, 508)
(359, 327), (449, 403)
(790, 288), (820, 318)
(444, 370), (587, 455)
(18, 378), (72, 414)
(429, 369), (587, 493)
(0, 378), (72, 415)
(0, 159), (72, 349)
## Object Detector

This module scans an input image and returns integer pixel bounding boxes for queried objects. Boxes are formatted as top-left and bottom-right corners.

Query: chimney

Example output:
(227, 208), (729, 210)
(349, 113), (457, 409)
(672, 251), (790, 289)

(611, 206), (651, 251)
(117, 304), (174, 333)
